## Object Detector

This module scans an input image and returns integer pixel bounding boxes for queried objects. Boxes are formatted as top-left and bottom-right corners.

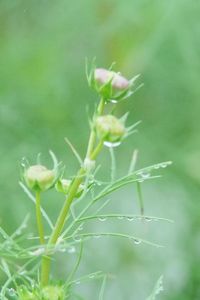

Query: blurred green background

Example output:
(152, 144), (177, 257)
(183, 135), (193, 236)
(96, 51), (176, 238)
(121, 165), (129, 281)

(0, 0), (200, 299)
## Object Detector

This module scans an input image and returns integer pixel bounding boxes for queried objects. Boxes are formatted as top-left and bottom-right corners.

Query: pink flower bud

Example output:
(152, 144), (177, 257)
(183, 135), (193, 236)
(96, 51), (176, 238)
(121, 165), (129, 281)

(95, 68), (129, 91)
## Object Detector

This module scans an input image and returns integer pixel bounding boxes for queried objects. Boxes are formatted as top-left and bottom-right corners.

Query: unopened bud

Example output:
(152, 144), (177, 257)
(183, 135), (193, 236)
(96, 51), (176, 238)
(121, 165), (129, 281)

(56, 179), (84, 198)
(24, 165), (55, 192)
(93, 68), (130, 101)
(96, 115), (126, 143)
(95, 68), (129, 90)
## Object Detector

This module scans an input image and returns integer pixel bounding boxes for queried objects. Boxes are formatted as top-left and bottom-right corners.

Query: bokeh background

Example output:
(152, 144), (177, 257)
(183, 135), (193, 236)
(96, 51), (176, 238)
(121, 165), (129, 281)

(0, 0), (200, 299)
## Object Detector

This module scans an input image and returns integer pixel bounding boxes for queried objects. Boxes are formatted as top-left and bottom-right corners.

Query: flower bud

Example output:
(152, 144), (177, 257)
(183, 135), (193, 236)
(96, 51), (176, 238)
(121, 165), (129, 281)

(42, 285), (65, 300)
(96, 115), (126, 144)
(24, 165), (55, 192)
(95, 68), (129, 91)
(87, 60), (140, 102)
(94, 68), (130, 101)
(56, 179), (84, 198)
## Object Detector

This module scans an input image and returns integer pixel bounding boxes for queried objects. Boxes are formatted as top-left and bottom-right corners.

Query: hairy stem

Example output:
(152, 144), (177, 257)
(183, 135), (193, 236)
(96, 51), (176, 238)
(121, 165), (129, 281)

(35, 191), (45, 245)
(41, 98), (105, 286)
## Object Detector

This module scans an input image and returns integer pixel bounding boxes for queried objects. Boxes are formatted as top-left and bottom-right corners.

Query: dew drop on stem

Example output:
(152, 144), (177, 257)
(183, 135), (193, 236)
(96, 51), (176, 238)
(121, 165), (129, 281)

(73, 236), (81, 242)
(104, 141), (121, 148)
(68, 246), (76, 254)
(140, 172), (151, 179)
(138, 179), (144, 183)
(94, 234), (101, 239)
(98, 217), (107, 222)
(78, 225), (84, 231)
(127, 217), (134, 221)
(133, 239), (141, 245)
(7, 288), (16, 297)
(110, 99), (118, 104)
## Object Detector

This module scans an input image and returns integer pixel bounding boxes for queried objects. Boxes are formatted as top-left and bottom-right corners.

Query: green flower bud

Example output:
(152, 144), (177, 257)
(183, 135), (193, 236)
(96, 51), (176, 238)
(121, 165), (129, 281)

(24, 165), (55, 192)
(56, 179), (84, 198)
(96, 115), (126, 145)
(42, 285), (65, 300)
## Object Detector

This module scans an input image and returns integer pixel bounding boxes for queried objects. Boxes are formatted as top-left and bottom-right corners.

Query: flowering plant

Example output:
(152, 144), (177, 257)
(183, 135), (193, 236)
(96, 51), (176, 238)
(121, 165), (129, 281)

(0, 62), (172, 300)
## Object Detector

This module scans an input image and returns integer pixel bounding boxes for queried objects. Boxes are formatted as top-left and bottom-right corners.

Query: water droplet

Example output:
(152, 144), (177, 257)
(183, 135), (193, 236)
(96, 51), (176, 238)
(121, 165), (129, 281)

(73, 236), (81, 242)
(104, 141), (121, 148)
(140, 172), (151, 179)
(117, 216), (124, 220)
(127, 217), (134, 221)
(68, 246), (76, 254)
(145, 217), (152, 222)
(161, 162), (172, 168)
(8, 288), (16, 297)
(94, 235), (101, 239)
(133, 239), (141, 245)
(98, 217), (107, 222)
(109, 99), (118, 104)
(75, 281), (80, 285)
(78, 225), (83, 231)
(138, 179), (144, 183)
(154, 165), (160, 169)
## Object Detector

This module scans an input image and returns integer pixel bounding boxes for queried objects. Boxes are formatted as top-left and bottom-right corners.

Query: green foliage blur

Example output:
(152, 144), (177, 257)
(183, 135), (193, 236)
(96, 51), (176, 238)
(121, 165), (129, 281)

(0, 0), (200, 299)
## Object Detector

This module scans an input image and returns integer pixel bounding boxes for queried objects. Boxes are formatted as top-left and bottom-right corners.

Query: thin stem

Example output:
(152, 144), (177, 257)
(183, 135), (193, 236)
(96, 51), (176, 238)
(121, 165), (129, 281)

(136, 182), (144, 215)
(86, 97), (105, 158)
(109, 147), (116, 182)
(90, 140), (104, 160)
(41, 168), (85, 286)
(35, 191), (45, 245)
(41, 98), (105, 286)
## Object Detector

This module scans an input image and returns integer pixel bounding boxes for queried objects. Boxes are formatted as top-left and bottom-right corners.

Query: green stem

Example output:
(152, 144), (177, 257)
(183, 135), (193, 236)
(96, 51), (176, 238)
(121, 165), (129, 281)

(90, 140), (104, 160)
(86, 97), (105, 158)
(136, 182), (144, 216)
(35, 191), (45, 245)
(41, 99), (105, 286)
